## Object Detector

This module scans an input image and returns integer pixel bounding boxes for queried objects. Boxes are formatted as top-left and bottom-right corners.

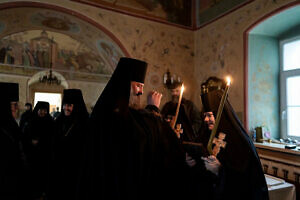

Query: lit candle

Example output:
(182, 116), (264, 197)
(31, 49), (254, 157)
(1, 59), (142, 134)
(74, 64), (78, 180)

(207, 77), (231, 155)
(171, 83), (184, 129)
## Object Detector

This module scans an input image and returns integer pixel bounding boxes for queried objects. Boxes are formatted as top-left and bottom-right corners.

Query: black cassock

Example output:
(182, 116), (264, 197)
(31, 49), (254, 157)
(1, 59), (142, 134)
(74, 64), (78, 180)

(0, 82), (27, 200)
(85, 108), (188, 200)
(51, 89), (89, 200)
(0, 111), (24, 200)
(161, 98), (202, 142)
(51, 114), (88, 200)
(78, 57), (188, 200)
(23, 102), (54, 198)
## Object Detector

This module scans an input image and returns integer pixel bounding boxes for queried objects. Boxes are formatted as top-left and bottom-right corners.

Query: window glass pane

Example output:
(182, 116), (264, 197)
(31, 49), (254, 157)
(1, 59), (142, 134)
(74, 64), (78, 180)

(287, 76), (300, 106)
(287, 106), (300, 136)
(283, 40), (300, 71)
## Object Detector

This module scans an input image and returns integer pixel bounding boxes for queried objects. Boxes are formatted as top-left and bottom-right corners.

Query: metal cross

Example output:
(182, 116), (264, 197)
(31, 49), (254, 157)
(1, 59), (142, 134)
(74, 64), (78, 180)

(212, 132), (227, 156)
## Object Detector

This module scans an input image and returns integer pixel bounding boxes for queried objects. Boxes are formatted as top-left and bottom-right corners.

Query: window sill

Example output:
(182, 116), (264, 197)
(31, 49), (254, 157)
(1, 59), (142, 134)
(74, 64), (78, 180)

(255, 142), (300, 155)
(255, 142), (300, 167)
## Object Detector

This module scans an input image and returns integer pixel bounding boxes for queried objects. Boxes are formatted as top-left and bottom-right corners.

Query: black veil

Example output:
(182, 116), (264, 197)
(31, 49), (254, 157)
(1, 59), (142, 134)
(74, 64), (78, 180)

(91, 57), (147, 118)
(61, 89), (89, 119)
(199, 77), (268, 200)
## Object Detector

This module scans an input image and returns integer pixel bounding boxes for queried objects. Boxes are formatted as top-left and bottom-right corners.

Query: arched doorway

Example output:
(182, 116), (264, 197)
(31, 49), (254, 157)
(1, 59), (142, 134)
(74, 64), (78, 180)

(28, 70), (68, 111)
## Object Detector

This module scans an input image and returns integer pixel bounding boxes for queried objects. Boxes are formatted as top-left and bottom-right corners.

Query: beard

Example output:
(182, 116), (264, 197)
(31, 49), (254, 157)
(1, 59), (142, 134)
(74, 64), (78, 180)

(129, 92), (142, 110)
(172, 95), (179, 103)
(205, 121), (215, 131)
(64, 109), (72, 116)
(207, 123), (214, 131)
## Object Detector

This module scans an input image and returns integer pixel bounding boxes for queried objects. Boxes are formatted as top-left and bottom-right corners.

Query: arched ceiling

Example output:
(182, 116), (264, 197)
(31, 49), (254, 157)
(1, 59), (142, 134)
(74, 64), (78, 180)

(250, 4), (300, 37)
(0, 6), (126, 81)
(74, 0), (193, 28)
(73, 0), (252, 29)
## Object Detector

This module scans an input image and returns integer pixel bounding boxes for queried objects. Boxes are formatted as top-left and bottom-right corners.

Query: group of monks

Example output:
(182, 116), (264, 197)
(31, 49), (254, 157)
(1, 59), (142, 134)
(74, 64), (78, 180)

(0, 57), (269, 200)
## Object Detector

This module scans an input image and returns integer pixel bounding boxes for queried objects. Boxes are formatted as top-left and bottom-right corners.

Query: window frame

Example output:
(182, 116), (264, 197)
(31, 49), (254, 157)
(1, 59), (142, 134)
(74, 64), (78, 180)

(280, 36), (300, 140)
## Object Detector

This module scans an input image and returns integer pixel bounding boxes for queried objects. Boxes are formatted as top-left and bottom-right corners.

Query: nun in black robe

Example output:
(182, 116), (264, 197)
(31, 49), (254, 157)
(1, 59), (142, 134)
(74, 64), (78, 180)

(23, 101), (54, 199)
(192, 77), (269, 200)
(79, 57), (188, 200)
(50, 89), (89, 200)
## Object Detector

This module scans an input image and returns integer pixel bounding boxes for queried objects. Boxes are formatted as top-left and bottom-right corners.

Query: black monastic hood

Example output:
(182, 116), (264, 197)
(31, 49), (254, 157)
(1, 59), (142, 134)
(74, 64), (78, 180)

(91, 57), (147, 118)
(0, 82), (19, 121)
(33, 101), (50, 115)
(200, 76), (226, 114)
(62, 89), (89, 118)
(0, 82), (20, 136)
(0, 82), (19, 102)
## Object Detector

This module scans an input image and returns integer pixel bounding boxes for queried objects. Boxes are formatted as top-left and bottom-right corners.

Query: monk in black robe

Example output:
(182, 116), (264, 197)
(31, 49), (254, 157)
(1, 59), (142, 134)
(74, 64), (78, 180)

(190, 77), (268, 200)
(80, 57), (188, 200)
(0, 82), (27, 200)
(23, 101), (54, 199)
(50, 89), (89, 200)
(161, 82), (202, 141)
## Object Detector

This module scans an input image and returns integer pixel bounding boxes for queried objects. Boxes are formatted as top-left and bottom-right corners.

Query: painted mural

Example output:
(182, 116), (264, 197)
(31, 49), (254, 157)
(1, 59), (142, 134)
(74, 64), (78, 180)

(0, 30), (114, 79)
(31, 11), (81, 33)
(96, 39), (123, 69)
(0, 7), (128, 82)
(73, 0), (192, 27)
(197, 0), (252, 27)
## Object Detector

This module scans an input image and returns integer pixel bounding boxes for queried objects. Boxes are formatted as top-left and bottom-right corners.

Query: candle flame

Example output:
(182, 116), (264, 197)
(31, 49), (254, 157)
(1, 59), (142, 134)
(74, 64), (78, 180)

(181, 84), (184, 95)
(226, 77), (231, 86)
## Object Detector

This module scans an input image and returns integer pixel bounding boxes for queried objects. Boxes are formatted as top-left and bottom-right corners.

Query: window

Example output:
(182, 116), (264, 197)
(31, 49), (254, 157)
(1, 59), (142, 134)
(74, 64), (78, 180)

(280, 38), (300, 139)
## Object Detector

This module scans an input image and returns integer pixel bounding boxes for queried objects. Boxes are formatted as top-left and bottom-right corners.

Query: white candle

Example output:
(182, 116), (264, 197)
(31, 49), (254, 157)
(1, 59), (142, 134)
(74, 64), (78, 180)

(171, 84), (184, 129)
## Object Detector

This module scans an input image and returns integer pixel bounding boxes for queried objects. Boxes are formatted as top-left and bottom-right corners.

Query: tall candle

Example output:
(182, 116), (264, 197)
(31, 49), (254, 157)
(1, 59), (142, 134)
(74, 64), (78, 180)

(171, 84), (184, 129)
(207, 77), (231, 155)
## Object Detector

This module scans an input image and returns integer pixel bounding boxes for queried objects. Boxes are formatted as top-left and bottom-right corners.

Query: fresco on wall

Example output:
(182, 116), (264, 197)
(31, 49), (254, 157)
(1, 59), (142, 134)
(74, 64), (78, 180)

(0, 30), (116, 81)
(96, 39), (123, 70)
(197, 0), (252, 27)
(0, 7), (127, 82)
(31, 11), (81, 33)
(73, 0), (192, 27)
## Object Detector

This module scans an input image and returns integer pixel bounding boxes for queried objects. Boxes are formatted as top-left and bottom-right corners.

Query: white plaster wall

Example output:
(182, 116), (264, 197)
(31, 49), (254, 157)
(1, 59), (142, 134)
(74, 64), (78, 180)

(194, 0), (298, 120)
